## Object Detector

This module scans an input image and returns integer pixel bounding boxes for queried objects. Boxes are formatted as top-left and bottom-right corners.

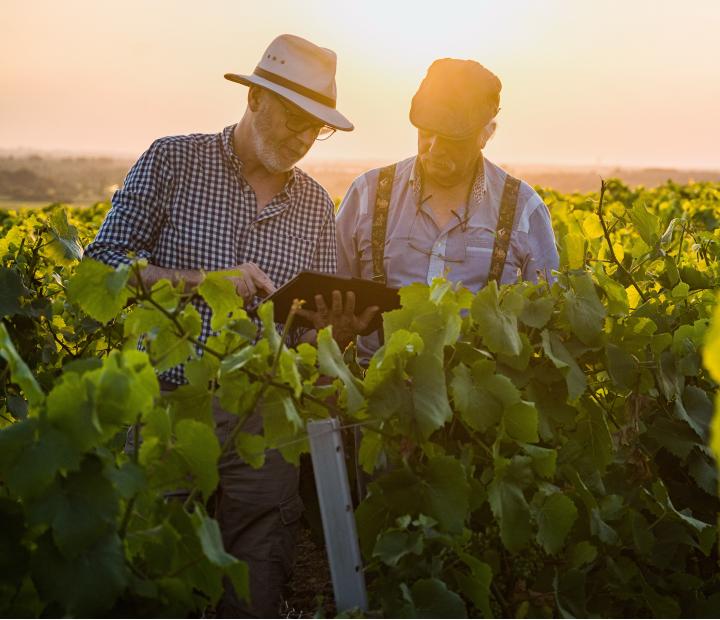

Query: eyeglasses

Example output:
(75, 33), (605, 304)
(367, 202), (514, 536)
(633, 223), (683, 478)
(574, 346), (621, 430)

(416, 126), (482, 144)
(273, 94), (336, 141)
(406, 206), (469, 263)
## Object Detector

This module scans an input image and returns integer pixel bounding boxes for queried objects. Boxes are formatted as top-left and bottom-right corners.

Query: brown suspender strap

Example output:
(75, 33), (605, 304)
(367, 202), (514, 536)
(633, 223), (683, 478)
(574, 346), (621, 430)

(371, 163), (397, 284)
(487, 174), (521, 284)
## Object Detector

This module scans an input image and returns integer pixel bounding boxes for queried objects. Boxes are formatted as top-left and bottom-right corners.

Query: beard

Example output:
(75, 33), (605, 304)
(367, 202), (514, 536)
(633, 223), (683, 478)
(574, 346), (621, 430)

(250, 107), (301, 174)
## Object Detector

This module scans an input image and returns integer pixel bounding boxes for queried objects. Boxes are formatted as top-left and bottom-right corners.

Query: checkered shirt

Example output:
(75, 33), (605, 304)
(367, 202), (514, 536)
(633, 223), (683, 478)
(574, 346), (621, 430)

(85, 124), (337, 384)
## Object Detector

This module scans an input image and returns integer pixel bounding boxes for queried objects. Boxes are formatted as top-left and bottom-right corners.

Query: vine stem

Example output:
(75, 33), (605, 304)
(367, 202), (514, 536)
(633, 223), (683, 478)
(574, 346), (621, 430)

(596, 179), (648, 303)
(119, 415), (142, 539)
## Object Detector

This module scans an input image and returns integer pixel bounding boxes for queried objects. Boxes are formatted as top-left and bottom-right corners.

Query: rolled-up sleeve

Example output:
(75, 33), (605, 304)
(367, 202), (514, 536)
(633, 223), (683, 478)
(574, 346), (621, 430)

(335, 179), (363, 278)
(524, 200), (559, 284)
(85, 139), (172, 267)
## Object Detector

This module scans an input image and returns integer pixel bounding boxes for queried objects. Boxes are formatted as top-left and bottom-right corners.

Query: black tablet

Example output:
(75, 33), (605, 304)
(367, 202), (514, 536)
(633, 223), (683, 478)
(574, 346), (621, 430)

(257, 271), (400, 334)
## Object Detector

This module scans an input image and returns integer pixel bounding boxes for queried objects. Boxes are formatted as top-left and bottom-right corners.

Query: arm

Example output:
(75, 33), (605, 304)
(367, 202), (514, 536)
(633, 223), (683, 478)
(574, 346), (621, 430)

(85, 139), (172, 268)
(85, 140), (273, 300)
(523, 199), (560, 285)
(335, 179), (363, 277)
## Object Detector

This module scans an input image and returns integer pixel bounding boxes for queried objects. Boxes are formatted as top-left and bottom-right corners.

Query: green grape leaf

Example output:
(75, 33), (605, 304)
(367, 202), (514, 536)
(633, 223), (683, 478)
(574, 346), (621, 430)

(568, 541), (597, 569)
(628, 201), (660, 247)
(519, 296), (555, 329)
(44, 210), (83, 266)
(317, 327), (363, 413)
(523, 444), (557, 479)
(409, 353), (453, 440)
(455, 553), (492, 619)
(26, 456), (119, 557)
(0, 267), (26, 316)
(31, 532), (128, 617)
(562, 273), (606, 346)
(562, 232), (586, 270)
(234, 432), (266, 469)
(594, 265), (629, 315)
(260, 387), (304, 465)
(554, 567), (588, 619)
(605, 343), (640, 390)
(503, 400), (539, 443)
(190, 508), (249, 603)
(451, 360), (519, 433)
(5, 424), (81, 499)
(174, 419), (221, 499)
(576, 402), (613, 473)
(278, 348), (303, 398)
(372, 529), (424, 567)
(540, 330), (587, 401)
(358, 428), (384, 475)
(470, 280), (523, 356)
(66, 258), (130, 324)
(536, 493), (578, 554)
(0, 323), (43, 407)
(197, 270), (245, 331)
(47, 372), (99, 452)
(488, 478), (531, 552)
(404, 578), (467, 619)
(422, 456), (470, 534)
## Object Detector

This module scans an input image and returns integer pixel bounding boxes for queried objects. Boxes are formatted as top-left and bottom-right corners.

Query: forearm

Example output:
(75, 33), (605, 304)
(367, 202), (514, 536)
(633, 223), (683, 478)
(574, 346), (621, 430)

(132, 264), (203, 291)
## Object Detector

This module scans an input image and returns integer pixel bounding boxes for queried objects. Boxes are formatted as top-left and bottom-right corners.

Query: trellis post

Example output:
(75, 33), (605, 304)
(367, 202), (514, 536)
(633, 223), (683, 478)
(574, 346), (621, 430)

(307, 418), (368, 613)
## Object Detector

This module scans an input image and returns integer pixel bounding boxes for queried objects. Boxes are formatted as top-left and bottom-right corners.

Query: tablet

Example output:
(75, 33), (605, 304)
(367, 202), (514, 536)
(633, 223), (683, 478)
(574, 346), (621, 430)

(257, 271), (400, 334)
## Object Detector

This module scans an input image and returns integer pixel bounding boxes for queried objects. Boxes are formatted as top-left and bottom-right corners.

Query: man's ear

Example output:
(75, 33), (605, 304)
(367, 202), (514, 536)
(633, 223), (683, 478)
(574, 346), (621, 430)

(247, 85), (264, 112)
(479, 120), (497, 148)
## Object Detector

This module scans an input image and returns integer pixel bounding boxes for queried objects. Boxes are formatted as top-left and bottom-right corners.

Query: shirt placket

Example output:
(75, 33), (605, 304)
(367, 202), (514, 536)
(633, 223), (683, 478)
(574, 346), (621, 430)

(427, 232), (449, 285)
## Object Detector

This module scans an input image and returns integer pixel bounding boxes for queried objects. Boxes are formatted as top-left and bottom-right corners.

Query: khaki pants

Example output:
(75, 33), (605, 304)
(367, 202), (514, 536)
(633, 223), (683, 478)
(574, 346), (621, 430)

(129, 391), (303, 618)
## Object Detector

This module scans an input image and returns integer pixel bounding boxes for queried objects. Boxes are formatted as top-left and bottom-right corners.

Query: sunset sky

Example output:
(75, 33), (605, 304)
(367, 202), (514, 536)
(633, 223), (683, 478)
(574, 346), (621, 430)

(2, 0), (719, 169)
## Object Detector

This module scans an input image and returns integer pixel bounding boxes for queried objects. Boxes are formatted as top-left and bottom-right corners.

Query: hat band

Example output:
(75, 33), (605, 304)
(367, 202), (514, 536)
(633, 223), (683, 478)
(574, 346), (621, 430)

(253, 67), (336, 109)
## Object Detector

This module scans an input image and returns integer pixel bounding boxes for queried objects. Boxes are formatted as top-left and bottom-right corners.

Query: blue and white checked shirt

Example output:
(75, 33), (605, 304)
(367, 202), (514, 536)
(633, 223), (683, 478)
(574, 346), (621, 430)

(86, 124), (337, 384)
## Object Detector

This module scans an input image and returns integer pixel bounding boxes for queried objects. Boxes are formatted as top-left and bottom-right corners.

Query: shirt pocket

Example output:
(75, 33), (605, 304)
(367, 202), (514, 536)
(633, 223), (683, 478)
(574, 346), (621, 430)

(465, 226), (496, 255)
(276, 233), (316, 272)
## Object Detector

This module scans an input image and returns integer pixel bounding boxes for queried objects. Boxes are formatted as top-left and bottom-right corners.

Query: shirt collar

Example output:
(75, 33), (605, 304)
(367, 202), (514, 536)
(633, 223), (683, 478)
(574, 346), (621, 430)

(409, 155), (487, 208)
(221, 124), (299, 197)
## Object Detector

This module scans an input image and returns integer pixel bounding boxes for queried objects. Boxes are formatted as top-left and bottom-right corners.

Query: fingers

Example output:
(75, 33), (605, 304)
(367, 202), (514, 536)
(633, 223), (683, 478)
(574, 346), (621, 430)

(236, 273), (257, 301)
(243, 263), (275, 297)
(357, 305), (380, 330)
(331, 289), (342, 315)
(314, 293), (328, 315)
(344, 290), (356, 316)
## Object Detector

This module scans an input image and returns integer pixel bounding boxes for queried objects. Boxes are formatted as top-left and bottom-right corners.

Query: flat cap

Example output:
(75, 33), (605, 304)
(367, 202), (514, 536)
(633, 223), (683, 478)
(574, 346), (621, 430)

(410, 58), (501, 138)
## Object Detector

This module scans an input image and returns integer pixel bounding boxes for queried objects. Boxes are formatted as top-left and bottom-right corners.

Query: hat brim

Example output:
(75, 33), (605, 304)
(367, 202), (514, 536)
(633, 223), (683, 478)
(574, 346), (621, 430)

(225, 73), (354, 132)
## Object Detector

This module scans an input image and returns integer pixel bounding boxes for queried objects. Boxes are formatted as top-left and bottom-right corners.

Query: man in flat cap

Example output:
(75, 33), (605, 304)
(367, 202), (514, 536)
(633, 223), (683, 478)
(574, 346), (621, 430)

(336, 58), (559, 361)
(87, 34), (372, 617)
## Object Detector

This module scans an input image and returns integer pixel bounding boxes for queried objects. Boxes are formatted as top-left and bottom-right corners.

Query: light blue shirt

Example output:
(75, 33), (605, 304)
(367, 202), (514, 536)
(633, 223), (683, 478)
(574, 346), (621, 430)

(335, 155), (559, 358)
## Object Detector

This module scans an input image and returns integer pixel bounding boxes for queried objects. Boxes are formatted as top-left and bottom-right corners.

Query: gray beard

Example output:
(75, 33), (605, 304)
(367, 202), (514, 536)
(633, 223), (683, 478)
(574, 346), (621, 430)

(250, 116), (297, 174)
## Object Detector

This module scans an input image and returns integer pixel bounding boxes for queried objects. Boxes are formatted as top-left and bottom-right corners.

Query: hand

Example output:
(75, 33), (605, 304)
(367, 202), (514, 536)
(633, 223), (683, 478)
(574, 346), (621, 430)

(295, 290), (379, 349)
(224, 262), (275, 303)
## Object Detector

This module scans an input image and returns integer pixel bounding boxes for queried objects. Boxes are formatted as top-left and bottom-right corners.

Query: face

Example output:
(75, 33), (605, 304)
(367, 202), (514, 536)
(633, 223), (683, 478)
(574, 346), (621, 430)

(249, 89), (321, 174)
(417, 127), (485, 187)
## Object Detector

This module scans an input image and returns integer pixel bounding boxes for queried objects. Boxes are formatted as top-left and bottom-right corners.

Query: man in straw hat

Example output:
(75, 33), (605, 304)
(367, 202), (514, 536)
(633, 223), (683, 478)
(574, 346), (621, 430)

(87, 34), (373, 616)
(336, 58), (559, 361)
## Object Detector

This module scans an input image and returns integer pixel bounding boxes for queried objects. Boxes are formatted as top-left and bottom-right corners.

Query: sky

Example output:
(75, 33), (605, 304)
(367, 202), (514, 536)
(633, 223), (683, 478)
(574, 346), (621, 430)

(2, 0), (719, 169)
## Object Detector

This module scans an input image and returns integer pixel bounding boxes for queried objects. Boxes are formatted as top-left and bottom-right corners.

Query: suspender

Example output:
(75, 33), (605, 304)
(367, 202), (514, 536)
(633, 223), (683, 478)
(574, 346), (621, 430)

(371, 164), (397, 284)
(371, 166), (521, 287)
(487, 174), (521, 283)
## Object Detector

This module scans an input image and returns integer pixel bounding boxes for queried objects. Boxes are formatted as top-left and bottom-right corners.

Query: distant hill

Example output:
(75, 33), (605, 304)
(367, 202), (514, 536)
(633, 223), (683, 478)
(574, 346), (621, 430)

(0, 153), (718, 206)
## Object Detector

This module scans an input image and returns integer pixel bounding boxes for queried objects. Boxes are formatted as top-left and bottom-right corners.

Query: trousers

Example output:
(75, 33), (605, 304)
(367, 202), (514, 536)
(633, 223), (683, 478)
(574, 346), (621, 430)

(211, 398), (303, 618)
(129, 390), (303, 618)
